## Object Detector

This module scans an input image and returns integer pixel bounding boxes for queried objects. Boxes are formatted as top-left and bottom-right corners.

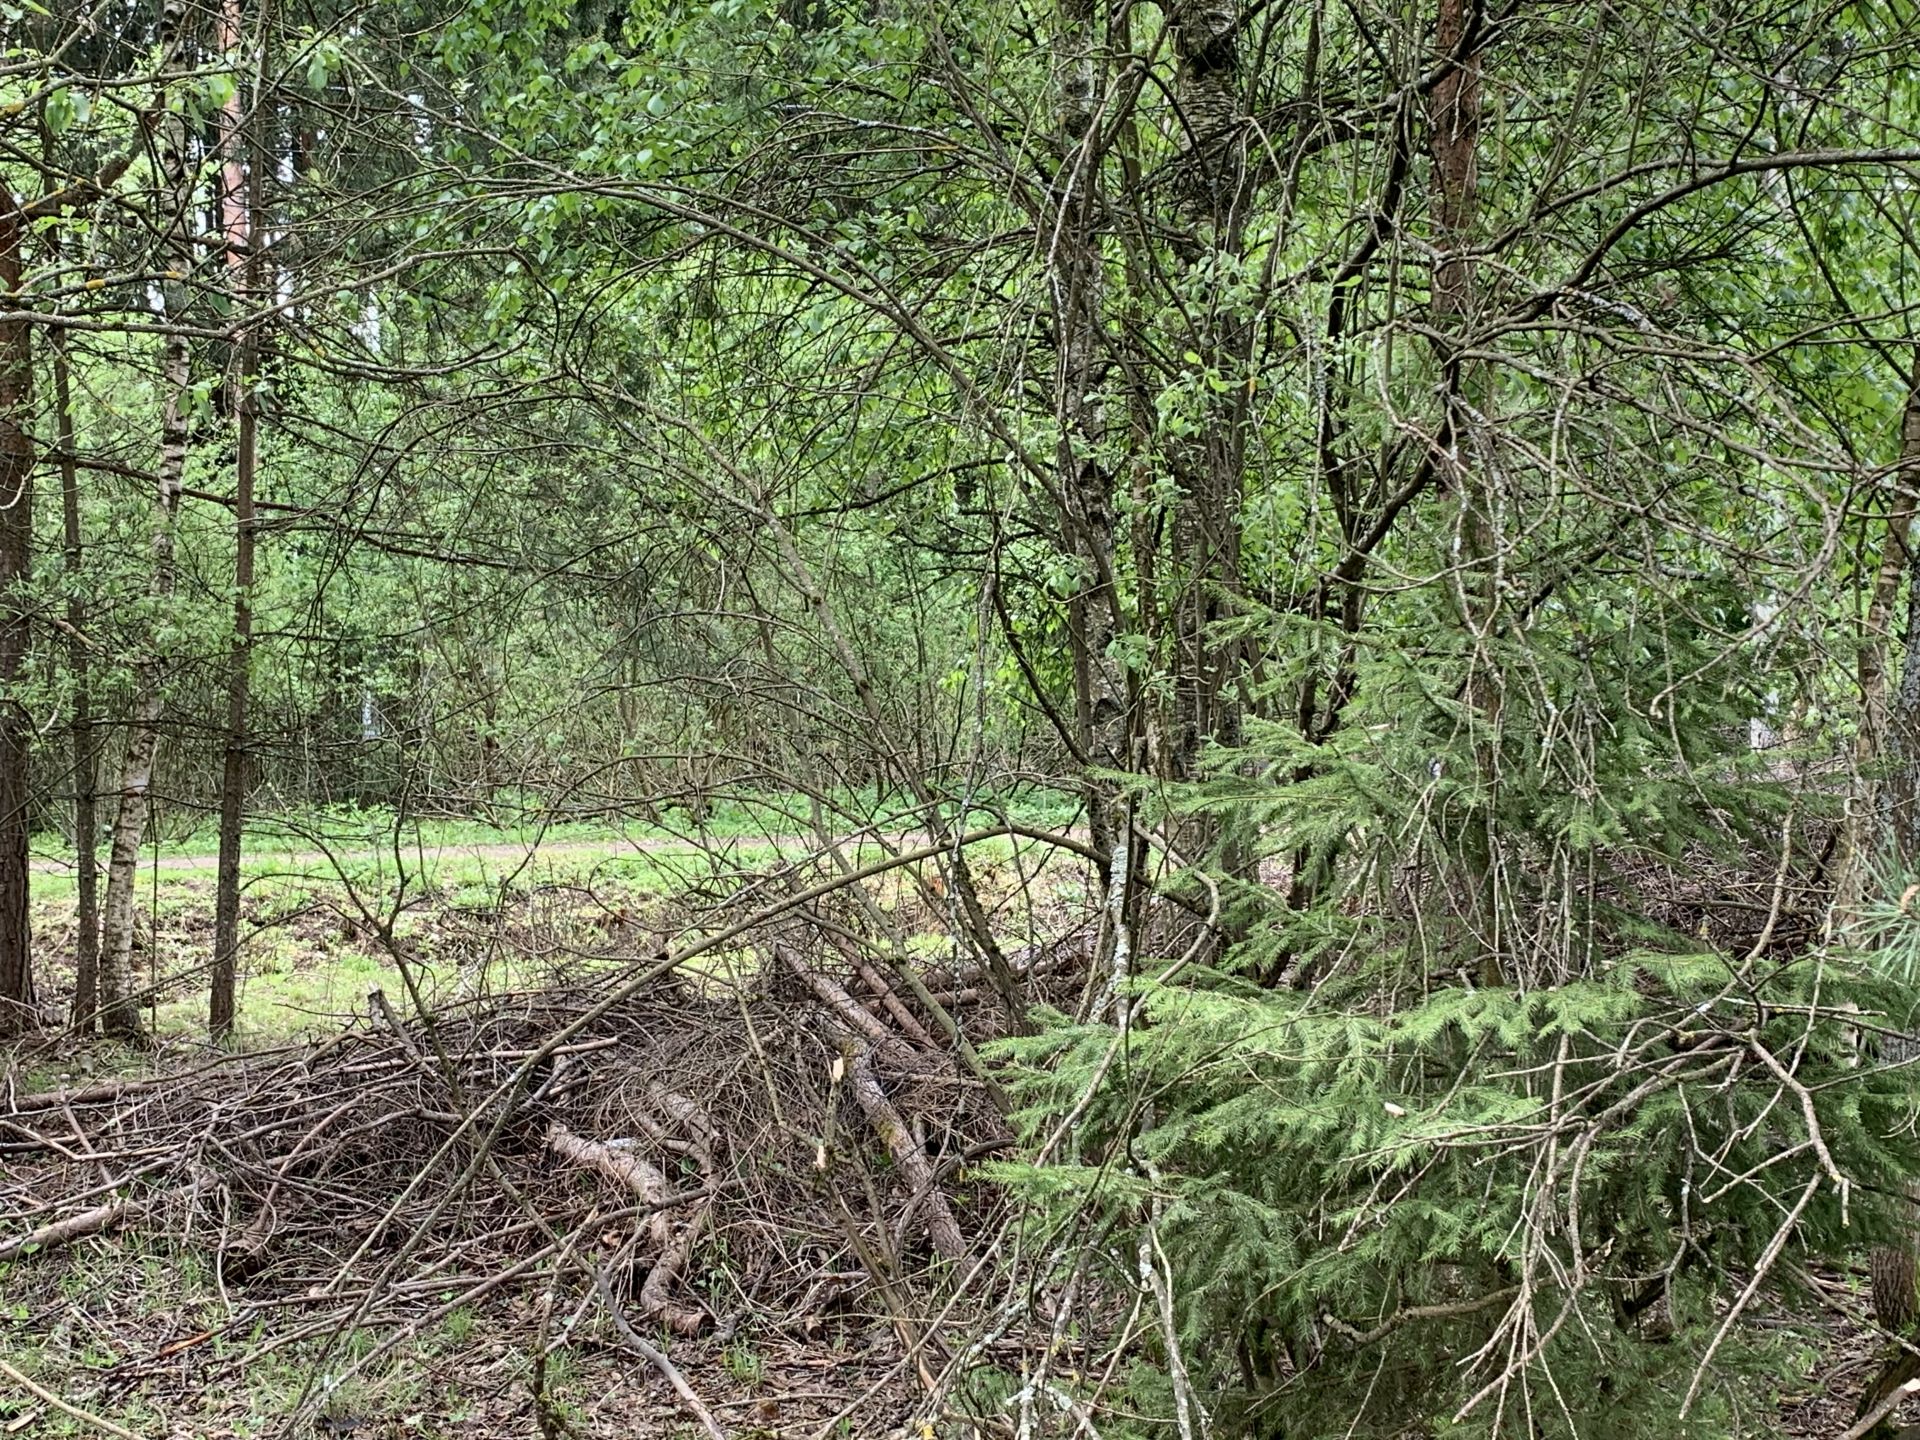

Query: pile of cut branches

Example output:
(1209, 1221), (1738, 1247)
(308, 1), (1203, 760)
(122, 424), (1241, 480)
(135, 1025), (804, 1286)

(0, 916), (1085, 1434)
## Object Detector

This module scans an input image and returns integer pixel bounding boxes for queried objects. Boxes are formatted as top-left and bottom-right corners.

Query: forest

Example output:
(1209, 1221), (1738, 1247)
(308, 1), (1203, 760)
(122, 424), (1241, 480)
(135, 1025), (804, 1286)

(4, 0), (1920, 1435)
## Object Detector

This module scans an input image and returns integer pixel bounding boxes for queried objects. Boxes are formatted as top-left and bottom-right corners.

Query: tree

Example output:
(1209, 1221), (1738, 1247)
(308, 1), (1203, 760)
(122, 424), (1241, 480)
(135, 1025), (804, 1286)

(0, 186), (32, 1033)
(97, 32), (195, 1042)
(209, 0), (264, 1040)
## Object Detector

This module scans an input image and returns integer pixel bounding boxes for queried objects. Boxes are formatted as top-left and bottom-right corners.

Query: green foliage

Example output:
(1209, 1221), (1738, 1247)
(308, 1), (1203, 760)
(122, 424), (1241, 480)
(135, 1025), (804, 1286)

(11, 0), (1920, 1433)
(993, 949), (1920, 1437)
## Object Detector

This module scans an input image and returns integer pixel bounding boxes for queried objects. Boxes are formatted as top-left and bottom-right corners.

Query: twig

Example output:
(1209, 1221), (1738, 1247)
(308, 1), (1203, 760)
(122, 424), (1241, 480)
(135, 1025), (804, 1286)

(593, 1265), (729, 1440)
(1680, 1170), (1822, 1416)
(0, 1357), (141, 1440)
(1321, 1287), (1520, 1347)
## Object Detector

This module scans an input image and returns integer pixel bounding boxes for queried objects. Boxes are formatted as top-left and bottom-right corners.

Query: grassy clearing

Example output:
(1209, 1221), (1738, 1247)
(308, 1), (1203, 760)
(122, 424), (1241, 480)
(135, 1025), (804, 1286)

(21, 804), (1079, 1048)
(28, 786), (1083, 869)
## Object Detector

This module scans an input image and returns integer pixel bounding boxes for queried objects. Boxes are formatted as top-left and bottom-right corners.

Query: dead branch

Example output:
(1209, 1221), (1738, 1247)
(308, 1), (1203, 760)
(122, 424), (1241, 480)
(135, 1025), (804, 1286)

(853, 957), (942, 1049)
(2, 922), (1011, 1415)
(594, 1264), (729, 1440)
(849, 1044), (965, 1261)
(5, 1077), (169, 1114)
(776, 941), (924, 1070)
(0, 1356), (141, 1440)
(546, 1122), (675, 1248)
(0, 1198), (138, 1262)
(546, 1120), (709, 1334)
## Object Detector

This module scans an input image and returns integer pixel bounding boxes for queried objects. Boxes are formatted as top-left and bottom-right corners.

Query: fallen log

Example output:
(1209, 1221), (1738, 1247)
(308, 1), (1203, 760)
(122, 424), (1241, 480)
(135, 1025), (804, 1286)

(775, 943), (922, 1070)
(546, 1122), (707, 1334)
(5, 1078), (168, 1114)
(547, 1123), (675, 1249)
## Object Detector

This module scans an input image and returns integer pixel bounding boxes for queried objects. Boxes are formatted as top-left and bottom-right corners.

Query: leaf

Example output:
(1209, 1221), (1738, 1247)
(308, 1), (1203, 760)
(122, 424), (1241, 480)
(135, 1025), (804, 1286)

(44, 86), (75, 135)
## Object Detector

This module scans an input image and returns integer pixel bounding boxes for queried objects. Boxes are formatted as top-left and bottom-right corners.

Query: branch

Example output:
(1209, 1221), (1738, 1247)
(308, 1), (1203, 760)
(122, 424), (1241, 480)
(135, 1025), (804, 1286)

(593, 1265), (729, 1440)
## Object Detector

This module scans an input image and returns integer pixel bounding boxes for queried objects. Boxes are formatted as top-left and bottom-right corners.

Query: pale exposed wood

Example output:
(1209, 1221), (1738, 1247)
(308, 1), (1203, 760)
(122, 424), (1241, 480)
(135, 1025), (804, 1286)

(0, 1199), (134, 1263)
(848, 1045), (964, 1261)
(546, 1122), (708, 1334)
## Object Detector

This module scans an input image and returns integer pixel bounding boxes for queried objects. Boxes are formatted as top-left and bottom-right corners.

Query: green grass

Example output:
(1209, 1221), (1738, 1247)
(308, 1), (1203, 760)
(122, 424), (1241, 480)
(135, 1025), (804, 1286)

(26, 831), (824, 1045)
(28, 785), (1082, 868)
(20, 794), (1081, 1048)
(0, 1240), (554, 1439)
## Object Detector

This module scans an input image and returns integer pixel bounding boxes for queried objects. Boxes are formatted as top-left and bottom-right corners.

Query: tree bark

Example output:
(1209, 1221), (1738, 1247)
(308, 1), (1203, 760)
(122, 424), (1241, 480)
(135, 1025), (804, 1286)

(0, 192), (34, 1035)
(1427, 0), (1502, 981)
(1881, 359), (1920, 860)
(210, 0), (261, 1040)
(99, 102), (192, 1042)
(51, 329), (98, 1033)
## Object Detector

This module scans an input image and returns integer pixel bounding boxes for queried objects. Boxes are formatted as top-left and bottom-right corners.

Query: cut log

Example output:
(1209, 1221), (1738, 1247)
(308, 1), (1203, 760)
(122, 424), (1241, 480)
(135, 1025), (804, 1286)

(775, 943), (921, 1070)
(847, 1045), (964, 1261)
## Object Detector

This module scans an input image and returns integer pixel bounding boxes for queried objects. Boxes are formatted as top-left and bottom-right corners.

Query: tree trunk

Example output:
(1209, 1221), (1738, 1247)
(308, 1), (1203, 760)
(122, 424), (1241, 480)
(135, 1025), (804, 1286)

(1837, 351), (1920, 913)
(1051, 0), (1128, 827)
(209, 378), (256, 1036)
(210, 0), (261, 1040)
(1429, 0), (1483, 319)
(99, 106), (193, 1042)
(1141, 0), (1256, 967)
(51, 329), (99, 1033)
(1163, 0), (1250, 784)
(0, 193), (34, 1035)
(1427, 0), (1501, 982)
(1880, 360), (1920, 861)
(1046, 0), (1150, 1016)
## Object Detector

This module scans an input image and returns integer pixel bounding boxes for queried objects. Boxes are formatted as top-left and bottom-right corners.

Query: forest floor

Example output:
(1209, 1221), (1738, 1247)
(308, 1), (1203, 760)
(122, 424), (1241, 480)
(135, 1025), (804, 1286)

(0, 815), (1906, 1438)
(0, 821), (1082, 1438)
(0, 1259), (926, 1439)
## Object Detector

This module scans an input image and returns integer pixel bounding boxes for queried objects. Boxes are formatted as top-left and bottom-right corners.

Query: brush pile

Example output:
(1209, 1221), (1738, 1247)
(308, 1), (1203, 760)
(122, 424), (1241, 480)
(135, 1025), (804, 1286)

(0, 916), (1090, 1432)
